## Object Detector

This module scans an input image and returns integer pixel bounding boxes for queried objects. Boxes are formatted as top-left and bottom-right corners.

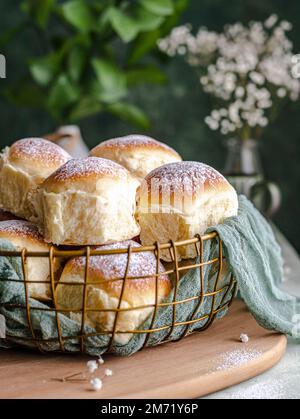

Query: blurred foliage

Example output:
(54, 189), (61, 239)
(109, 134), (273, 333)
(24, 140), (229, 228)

(0, 0), (188, 128)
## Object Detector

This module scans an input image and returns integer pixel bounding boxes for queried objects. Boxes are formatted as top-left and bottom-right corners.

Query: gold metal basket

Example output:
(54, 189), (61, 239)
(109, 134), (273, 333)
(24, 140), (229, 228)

(0, 231), (237, 354)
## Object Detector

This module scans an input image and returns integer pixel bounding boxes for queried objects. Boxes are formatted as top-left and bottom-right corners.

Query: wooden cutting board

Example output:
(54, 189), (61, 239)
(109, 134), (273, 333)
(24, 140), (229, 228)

(0, 301), (287, 399)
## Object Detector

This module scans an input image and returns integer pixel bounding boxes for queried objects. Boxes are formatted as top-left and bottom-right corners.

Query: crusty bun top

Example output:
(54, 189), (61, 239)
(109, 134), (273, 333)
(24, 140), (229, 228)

(62, 240), (171, 298)
(142, 161), (234, 196)
(91, 135), (181, 159)
(138, 161), (238, 215)
(6, 138), (71, 177)
(41, 157), (139, 194)
(0, 220), (47, 245)
(90, 135), (182, 181)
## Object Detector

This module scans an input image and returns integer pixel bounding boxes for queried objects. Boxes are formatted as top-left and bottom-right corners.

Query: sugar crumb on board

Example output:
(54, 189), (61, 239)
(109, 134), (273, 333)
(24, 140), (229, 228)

(213, 348), (262, 371)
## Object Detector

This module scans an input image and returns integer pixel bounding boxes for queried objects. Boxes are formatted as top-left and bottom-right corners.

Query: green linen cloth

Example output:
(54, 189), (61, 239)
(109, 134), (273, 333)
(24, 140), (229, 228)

(0, 238), (232, 356)
(0, 195), (298, 356)
(207, 195), (300, 335)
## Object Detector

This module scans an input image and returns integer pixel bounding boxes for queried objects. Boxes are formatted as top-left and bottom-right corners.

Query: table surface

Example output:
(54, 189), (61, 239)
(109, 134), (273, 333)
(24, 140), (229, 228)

(204, 226), (300, 399)
(0, 301), (287, 399)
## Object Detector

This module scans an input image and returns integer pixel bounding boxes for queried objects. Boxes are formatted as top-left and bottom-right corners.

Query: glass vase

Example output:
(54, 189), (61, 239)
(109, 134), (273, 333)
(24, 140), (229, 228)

(223, 138), (281, 217)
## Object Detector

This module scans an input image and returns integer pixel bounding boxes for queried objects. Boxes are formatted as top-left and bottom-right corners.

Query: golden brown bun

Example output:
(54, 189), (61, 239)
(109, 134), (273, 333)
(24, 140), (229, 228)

(137, 161), (238, 261)
(90, 135), (182, 181)
(35, 157), (141, 245)
(56, 240), (171, 345)
(0, 220), (61, 300)
(0, 138), (71, 220)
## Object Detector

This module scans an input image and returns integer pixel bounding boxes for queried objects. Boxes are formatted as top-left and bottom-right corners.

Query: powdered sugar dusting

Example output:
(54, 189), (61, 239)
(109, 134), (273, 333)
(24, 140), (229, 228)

(144, 161), (227, 194)
(68, 240), (170, 292)
(0, 220), (44, 242)
(224, 379), (287, 399)
(9, 138), (71, 166)
(46, 157), (129, 183)
(214, 348), (262, 371)
(92, 135), (181, 157)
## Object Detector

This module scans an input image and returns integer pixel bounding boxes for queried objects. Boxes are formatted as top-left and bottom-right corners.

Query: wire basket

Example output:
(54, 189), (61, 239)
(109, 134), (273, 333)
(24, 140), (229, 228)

(0, 231), (237, 355)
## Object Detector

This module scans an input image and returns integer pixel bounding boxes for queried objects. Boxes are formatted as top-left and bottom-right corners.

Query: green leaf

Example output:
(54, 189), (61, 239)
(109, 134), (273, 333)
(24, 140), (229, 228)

(29, 35), (86, 86)
(175, 0), (189, 12)
(107, 8), (139, 43)
(106, 6), (165, 42)
(127, 65), (166, 85)
(29, 53), (60, 86)
(28, 0), (56, 27)
(21, 0), (55, 27)
(107, 102), (150, 129)
(69, 97), (102, 121)
(139, 0), (174, 16)
(92, 59), (127, 103)
(47, 74), (80, 115)
(95, 7), (114, 36)
(68, 46), (87, 82)
(129, 29), (161, 64)
(135, 7), (165, 32)
(61, 0), (94, 33)
(129, 0), (188, 64)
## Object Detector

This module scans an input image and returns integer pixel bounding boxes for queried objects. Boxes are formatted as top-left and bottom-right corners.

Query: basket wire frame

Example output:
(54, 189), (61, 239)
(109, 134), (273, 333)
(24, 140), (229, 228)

(0, 232), (237, 354)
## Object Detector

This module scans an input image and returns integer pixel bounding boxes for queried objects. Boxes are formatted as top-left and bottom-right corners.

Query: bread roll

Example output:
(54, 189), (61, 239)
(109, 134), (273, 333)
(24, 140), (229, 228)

(0, 138), (71, 220)
(90, 135), (182, 181)
(137, 161), (238, 261)
(0, 220), (61, 300)
(56, 240), (171, 345)
(35, 157), (140, 245)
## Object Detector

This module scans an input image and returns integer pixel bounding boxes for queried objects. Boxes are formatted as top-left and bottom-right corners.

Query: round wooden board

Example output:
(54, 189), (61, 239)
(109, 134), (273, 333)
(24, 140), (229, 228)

(0, 301), (287, 399)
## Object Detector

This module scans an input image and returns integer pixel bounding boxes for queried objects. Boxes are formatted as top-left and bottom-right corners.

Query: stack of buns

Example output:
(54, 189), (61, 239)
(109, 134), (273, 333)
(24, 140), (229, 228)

(0, 134), (238, 343)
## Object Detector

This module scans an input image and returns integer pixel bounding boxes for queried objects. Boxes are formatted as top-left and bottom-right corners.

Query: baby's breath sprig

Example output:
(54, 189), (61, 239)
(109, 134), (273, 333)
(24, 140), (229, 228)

(158, 15), (300, 140)
(51, 356), (113, 392)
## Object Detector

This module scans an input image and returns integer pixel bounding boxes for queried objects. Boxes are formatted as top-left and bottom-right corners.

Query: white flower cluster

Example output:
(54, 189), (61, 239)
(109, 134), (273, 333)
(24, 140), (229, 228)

(158, 15), (300, 137)
(87, 357), (113, 392)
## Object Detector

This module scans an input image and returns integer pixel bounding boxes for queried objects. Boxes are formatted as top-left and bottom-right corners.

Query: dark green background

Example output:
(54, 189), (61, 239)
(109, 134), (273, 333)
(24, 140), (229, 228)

(0, 0), (299, 252)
